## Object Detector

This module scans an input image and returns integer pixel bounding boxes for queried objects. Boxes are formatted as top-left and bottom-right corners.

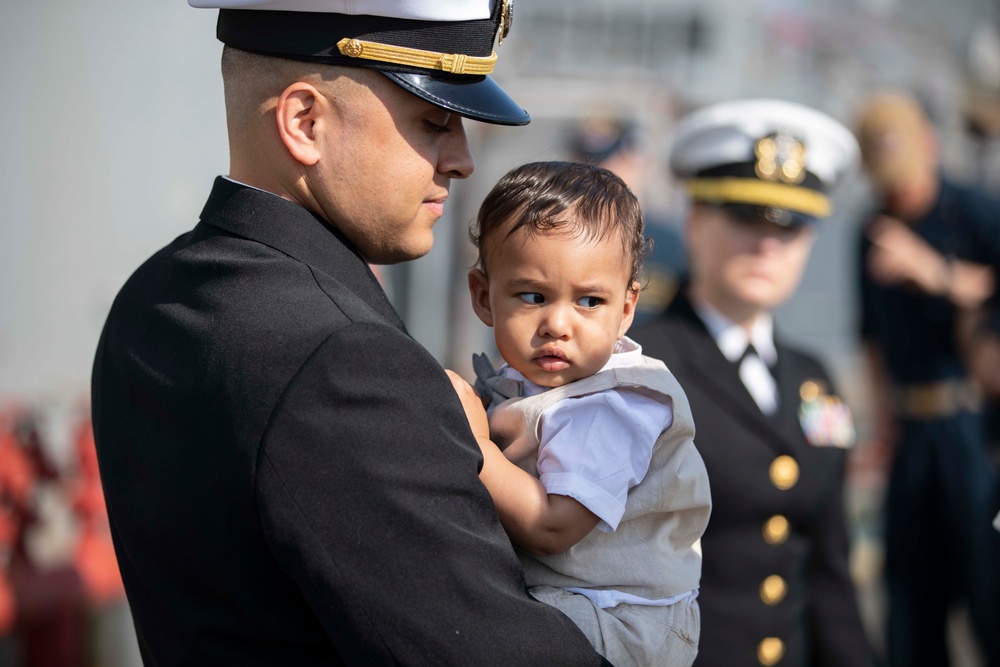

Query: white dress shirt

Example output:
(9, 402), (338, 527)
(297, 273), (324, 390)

(693, 300), (779, 415)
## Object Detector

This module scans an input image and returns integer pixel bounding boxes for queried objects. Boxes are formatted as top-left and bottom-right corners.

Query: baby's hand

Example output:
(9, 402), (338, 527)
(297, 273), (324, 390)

(445, 370), (491, 443)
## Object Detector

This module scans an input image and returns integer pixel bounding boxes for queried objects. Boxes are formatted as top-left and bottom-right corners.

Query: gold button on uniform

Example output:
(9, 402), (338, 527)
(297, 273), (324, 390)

(769, 455), (799, 490)
(763, 514), (789, 544)
(757, 637), (785, 665)
(759, 575), (787, 605)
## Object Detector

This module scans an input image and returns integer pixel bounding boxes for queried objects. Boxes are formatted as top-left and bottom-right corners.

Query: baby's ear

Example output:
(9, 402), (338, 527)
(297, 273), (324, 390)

(618, 282), (641, 338)
(468, 268), (494, 327)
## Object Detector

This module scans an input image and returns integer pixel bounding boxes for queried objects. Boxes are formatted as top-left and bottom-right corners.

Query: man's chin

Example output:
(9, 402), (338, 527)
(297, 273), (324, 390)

(367, 236), (435, 266)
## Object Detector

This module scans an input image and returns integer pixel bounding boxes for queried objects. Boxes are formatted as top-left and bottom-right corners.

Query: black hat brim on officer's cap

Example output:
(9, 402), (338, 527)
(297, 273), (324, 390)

(216, 7), (530, 126)
(381, 71), (528, 126)
(669, 99), (860, 228)
(695, 163), (823, 229)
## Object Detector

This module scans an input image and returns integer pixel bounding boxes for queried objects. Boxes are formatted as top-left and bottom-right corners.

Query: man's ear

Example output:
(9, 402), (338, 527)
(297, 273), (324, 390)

(275, 82), (324, 167)
(468, 268), (494, 327)
(618, 282), (641, 339)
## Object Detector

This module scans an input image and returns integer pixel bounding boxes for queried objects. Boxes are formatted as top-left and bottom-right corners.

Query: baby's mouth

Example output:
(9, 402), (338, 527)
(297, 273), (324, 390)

(533, 349), (569, 371)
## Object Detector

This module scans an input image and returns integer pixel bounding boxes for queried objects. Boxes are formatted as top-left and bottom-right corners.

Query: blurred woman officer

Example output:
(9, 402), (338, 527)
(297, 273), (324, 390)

(632, 99), (873, 667)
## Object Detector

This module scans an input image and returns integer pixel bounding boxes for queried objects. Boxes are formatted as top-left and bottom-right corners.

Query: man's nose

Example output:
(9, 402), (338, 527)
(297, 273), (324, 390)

(439, 117), (475, 180)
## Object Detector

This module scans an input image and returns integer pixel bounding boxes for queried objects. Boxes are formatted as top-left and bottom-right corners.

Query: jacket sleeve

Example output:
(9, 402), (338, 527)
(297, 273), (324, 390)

(255, 321), (609, 666)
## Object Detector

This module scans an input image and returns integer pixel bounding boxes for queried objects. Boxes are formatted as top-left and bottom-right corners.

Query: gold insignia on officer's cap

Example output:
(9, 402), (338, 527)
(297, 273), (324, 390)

(668, 99), (860, 222)
(498, 0), (513, 44)
(755, 132), (807, 184)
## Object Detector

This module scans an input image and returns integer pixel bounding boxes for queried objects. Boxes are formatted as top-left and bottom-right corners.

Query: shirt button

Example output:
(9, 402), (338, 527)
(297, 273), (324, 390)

(763, 514), (789, 544)
(757, 637), (785, 665)
(769, 455), (799, 490)
(760, 575), (787, 605)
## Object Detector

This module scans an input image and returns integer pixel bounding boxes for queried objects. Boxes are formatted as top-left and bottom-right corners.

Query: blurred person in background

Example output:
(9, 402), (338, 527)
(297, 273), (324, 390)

(0, 407), (124, 667)
(854, 90), (1000, 667)
(90, 1), (611, 665)
(631, 99), (874, 667)
(566, 117), (689, 323)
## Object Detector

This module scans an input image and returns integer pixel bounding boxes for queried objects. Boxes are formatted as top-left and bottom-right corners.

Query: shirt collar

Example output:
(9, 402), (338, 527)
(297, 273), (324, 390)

(691, 299), (777, 366)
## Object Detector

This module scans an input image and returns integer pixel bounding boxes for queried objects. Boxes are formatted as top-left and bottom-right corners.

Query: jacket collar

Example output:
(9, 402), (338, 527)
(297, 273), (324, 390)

(664, 291), (805, 457)
(199, 177), (404, 330)
(690, 297), (778, 366)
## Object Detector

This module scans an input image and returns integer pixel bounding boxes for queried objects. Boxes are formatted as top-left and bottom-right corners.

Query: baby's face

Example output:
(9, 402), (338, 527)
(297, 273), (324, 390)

(470, 223), (638, 387)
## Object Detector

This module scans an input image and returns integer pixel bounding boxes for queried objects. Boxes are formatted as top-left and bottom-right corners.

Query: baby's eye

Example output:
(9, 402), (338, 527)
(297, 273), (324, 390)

(577, 296), (603, 308)
(518, 293), (544, 305)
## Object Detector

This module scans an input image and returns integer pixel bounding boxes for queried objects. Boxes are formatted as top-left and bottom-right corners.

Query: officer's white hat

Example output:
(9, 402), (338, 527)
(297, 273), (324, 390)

(669, 99), (859, 226)
(189, 0), (528, 126)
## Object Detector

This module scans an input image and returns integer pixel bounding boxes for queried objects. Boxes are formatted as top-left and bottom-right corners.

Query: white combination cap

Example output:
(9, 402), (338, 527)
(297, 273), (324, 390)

(190, 1), (492, 20)
(189, 0), (528, 126)
(669, 99), (859, 225)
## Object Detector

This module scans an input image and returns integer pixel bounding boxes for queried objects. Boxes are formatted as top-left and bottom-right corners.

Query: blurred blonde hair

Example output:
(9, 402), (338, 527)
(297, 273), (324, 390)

(854, 91), (936, 191)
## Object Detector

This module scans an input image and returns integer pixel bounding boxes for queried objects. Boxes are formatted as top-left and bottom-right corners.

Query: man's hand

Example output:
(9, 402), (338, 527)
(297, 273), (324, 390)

(867, 216), (994, 307)
(866, 215), (948, 293)
(445, 370), (491, 443)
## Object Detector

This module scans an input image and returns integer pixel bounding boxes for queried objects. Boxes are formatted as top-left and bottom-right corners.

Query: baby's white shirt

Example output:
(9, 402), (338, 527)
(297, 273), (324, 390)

(498, 337), (674, 532)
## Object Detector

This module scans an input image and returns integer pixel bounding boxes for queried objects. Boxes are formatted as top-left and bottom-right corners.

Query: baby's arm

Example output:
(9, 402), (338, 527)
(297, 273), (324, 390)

(476, 442), (600, 556)
(445, 371), (600, 556)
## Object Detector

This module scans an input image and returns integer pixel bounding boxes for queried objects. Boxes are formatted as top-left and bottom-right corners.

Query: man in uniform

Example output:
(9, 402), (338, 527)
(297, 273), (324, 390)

(631, 99), (873, 667)
(854, 90), (1000, 667)
(90, 2), (610, 665)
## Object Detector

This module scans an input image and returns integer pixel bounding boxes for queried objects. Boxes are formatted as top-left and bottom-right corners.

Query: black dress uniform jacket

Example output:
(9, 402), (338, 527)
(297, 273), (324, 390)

(631, 292), (871, 667)
(91, 178), (607, 667)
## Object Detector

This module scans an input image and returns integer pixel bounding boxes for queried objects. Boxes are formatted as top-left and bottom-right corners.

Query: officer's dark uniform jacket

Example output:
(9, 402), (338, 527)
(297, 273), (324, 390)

(632, 291), (871, 667)
(91, 177), (606, 666)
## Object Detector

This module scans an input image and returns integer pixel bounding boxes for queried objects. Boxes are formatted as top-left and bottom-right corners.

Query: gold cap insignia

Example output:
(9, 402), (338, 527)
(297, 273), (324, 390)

(755, 132), (807, 184)
(498, 0), (514, 45)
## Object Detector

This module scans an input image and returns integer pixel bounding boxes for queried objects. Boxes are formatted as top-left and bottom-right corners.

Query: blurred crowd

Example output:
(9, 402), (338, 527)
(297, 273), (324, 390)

(0, 403), (129, 667)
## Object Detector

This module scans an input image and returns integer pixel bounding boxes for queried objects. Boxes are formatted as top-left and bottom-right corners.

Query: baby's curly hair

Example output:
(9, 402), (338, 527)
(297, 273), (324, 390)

(471, 161), (651, 291)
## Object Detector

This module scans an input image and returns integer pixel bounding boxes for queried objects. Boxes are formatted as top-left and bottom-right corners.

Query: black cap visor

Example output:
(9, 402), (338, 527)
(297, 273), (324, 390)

(692, 163), (826, 227)
(713, 203), (818, 228)
(218, 7), (529, 126)
(382, 71), (529, 126)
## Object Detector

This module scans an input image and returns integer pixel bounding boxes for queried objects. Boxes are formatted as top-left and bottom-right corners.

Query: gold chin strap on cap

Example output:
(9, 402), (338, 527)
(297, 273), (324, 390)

(337, 38), (497, 75)
(686, 177), (832, 217)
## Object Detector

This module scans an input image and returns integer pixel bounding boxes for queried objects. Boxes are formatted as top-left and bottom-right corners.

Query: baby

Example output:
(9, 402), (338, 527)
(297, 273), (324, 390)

(448, 161), (712, 666)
